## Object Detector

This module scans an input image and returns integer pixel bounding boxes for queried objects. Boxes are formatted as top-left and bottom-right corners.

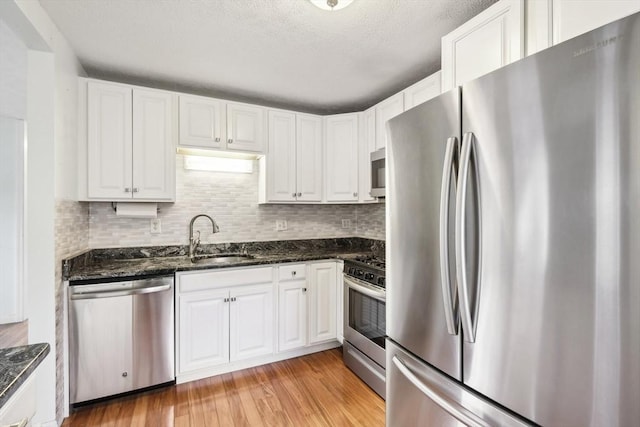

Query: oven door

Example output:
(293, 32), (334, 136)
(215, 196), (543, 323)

(344, 275), (386, 368)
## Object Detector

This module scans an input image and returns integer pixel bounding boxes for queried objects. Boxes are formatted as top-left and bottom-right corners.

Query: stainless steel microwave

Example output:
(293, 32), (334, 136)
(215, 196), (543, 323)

(370, 148), (385, 198)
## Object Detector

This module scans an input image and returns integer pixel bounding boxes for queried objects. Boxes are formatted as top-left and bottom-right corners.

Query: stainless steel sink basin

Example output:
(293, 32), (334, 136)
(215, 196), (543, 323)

(190, 254), (255, 264)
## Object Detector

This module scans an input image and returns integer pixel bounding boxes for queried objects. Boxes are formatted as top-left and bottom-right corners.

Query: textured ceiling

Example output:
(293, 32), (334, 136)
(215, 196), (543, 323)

(39, 0), (496, 114)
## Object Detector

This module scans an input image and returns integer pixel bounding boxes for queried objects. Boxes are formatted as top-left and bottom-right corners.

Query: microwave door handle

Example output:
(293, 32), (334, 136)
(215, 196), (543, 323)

(439, 137), (459, 336)
(455, 132), (481, 343)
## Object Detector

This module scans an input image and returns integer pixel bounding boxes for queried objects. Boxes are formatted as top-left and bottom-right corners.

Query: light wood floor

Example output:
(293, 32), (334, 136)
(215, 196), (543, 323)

(63, 348), (385, 427)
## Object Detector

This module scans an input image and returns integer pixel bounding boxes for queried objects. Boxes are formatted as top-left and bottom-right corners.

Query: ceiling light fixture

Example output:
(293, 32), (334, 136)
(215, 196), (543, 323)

(309, 0), (354, 11)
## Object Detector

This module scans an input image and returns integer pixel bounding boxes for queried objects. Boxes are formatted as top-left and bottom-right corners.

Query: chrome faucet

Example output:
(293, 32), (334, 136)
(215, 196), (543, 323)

(189, 214), (220, 259)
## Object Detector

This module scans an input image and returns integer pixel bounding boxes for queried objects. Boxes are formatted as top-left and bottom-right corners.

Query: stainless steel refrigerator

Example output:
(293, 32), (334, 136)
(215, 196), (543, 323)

(386, 12), (639, 427)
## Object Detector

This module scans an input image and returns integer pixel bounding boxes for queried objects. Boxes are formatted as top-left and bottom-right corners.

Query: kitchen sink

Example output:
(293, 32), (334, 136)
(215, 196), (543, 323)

(190, 254), (255, 264)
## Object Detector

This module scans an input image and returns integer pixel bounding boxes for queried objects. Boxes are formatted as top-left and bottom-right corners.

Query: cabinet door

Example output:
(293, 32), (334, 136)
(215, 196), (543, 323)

(296, 114), (323, 202)
(70, 294), (133, 403)
(278, 280), (308, 352)
(403, 71), (442, 110)
(87, 81), (133, 199)
(375, 92), (404, 150)
(230, 284), (274, 361)
(325, 114), (359, 202)
(552, 0), (640, 43)
(358, 108), (376, 203)
(226, 103), (265, 153)
(308, 262), (337, 344)
(132, 89), (176, 201)
(441, 0), (524, 91)
(178, 290), (230, 374)
(266, 110), (297, 202)
(178, 95), (224, 149)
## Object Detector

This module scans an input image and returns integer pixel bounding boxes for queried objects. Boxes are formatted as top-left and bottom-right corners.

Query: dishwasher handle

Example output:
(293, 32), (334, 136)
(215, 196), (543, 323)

(70, 282), (172, 300)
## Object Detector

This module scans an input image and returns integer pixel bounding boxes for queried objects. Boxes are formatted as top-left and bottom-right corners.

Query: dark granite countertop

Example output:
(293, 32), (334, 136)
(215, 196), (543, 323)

(64, 238), (385, 282)
(0, 343), (50, 408)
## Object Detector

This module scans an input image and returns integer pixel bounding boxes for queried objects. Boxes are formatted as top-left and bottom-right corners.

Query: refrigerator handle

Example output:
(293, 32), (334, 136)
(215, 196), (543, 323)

(439, 136), (459, 335)
(392, 356), (490, 427)
(456, 132), (481, 343)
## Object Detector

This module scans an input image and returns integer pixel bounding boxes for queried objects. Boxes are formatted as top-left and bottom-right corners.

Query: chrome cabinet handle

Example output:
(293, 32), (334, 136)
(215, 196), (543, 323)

(292, 193), (297, 198)
(353, 192), (358, 197)
(132, 187), (139, 193)
(302, 287), (307, 293)
(292, 271), (297, 276)
(215, 137), (221, 142)
(297, 192), (302, 197)
(392, 356), (489, 427)
(70, 283), (171, 300)
(124, 188), (131, 193)
(122, 372), (128, 377)
(439, 136), (459, 336)
(455, 132), (481, 343)
(228, 138), (233, 144)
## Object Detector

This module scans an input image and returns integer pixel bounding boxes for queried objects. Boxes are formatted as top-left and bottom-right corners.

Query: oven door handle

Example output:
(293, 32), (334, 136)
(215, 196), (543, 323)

(344, 276), (386, 301)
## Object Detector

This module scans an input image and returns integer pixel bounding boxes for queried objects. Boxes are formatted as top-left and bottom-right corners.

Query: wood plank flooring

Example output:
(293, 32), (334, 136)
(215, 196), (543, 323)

(62, 348), (385, 427)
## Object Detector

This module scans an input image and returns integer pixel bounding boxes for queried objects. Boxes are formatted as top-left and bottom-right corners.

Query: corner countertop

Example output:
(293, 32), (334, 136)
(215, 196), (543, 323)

(64, 238), (385, 282)
(0, 343), (50, 409)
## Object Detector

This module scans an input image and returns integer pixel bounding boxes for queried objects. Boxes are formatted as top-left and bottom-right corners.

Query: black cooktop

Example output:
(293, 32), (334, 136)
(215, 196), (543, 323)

(344, 256), (386, 289)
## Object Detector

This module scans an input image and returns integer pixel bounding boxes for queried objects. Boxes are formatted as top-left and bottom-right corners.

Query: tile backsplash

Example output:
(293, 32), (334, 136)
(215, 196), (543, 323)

(89, 156), (385, 248)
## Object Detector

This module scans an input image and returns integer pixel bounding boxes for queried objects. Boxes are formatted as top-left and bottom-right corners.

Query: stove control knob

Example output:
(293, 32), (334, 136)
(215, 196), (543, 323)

(364, 272), (375, 281)
(348, 267), (355, 275)
(377, 277), (386, 287)
(356, 269), (364, 277)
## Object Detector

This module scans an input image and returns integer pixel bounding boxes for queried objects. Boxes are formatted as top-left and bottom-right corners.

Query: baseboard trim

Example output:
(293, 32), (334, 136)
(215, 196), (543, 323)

(176, 340), (341, 384)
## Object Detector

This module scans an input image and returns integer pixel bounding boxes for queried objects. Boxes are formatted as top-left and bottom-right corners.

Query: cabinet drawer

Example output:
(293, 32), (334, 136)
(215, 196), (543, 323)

(0, 375), (35, 426)
(178, 267), (273, 293)
(278, 264), (306, 281)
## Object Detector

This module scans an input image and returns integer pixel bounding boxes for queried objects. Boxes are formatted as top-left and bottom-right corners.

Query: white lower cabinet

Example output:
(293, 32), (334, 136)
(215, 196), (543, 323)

(230, 285), (274, 361)
(308, 262), (338, 344)
(178, 289), (230, 373)
(177, 261), (341, 383)
(176, 267), (274, 376)
(278, 279), (308, 352)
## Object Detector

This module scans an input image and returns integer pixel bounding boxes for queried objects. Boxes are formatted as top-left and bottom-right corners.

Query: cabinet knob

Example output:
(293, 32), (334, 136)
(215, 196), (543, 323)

(228, 138), (233, 144)
(297, 192), (302, 197)
(215, 137), (221, 142)
(353, 192), (358, 197)
(292, 271), (297, 276)
(302, 288), (307, 293)
(132, 188), (139, 193)
(124, 188), (131, 193)
(292, 193), (297, 198)
(122, 372), (128, 377)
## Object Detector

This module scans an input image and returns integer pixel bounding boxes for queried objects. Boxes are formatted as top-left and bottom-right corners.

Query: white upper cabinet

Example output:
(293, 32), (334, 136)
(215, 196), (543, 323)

(325, 113), (359, 202)
(295, 114), (323, 202)
(226, 102), (266, 153)
(441, 0), (524, 91)
(551, 0), (640, 43)
(374, 92), (404, 150)
(262, 111), (322, 203)
(178, 97), (266, 154)
(132, 89), (176, 201)
(358, 108), (377, 203)
(266, 110), (297, 202)
(403, 71), (442, 110)
(86, 80), (175, 201)
(87, 81), (133, 200)
(178, 95), (224, 149)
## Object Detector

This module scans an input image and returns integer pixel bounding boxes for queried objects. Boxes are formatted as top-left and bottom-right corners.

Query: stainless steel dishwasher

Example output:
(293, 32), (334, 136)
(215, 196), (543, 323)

(69, 275), (175, 405)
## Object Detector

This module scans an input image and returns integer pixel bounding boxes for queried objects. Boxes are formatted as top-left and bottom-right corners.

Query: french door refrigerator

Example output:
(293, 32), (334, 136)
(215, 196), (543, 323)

(386, 12), (639, 427)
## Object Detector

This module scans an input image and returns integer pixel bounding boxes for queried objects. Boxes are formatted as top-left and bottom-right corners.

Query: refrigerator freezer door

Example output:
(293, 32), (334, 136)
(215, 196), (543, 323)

(387, 88), (462, 380)
(387, 339), (532, 427)
(461, 13), (640, 426)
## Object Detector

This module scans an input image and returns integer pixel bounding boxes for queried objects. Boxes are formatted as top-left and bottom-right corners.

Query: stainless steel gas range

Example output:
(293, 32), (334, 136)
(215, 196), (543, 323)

(343, 256), (386, 398)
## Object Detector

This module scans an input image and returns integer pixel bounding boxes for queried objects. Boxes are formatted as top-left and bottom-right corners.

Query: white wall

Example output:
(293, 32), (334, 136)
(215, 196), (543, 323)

(1, 1), (87, 425)
(0, 19), (27, 119)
